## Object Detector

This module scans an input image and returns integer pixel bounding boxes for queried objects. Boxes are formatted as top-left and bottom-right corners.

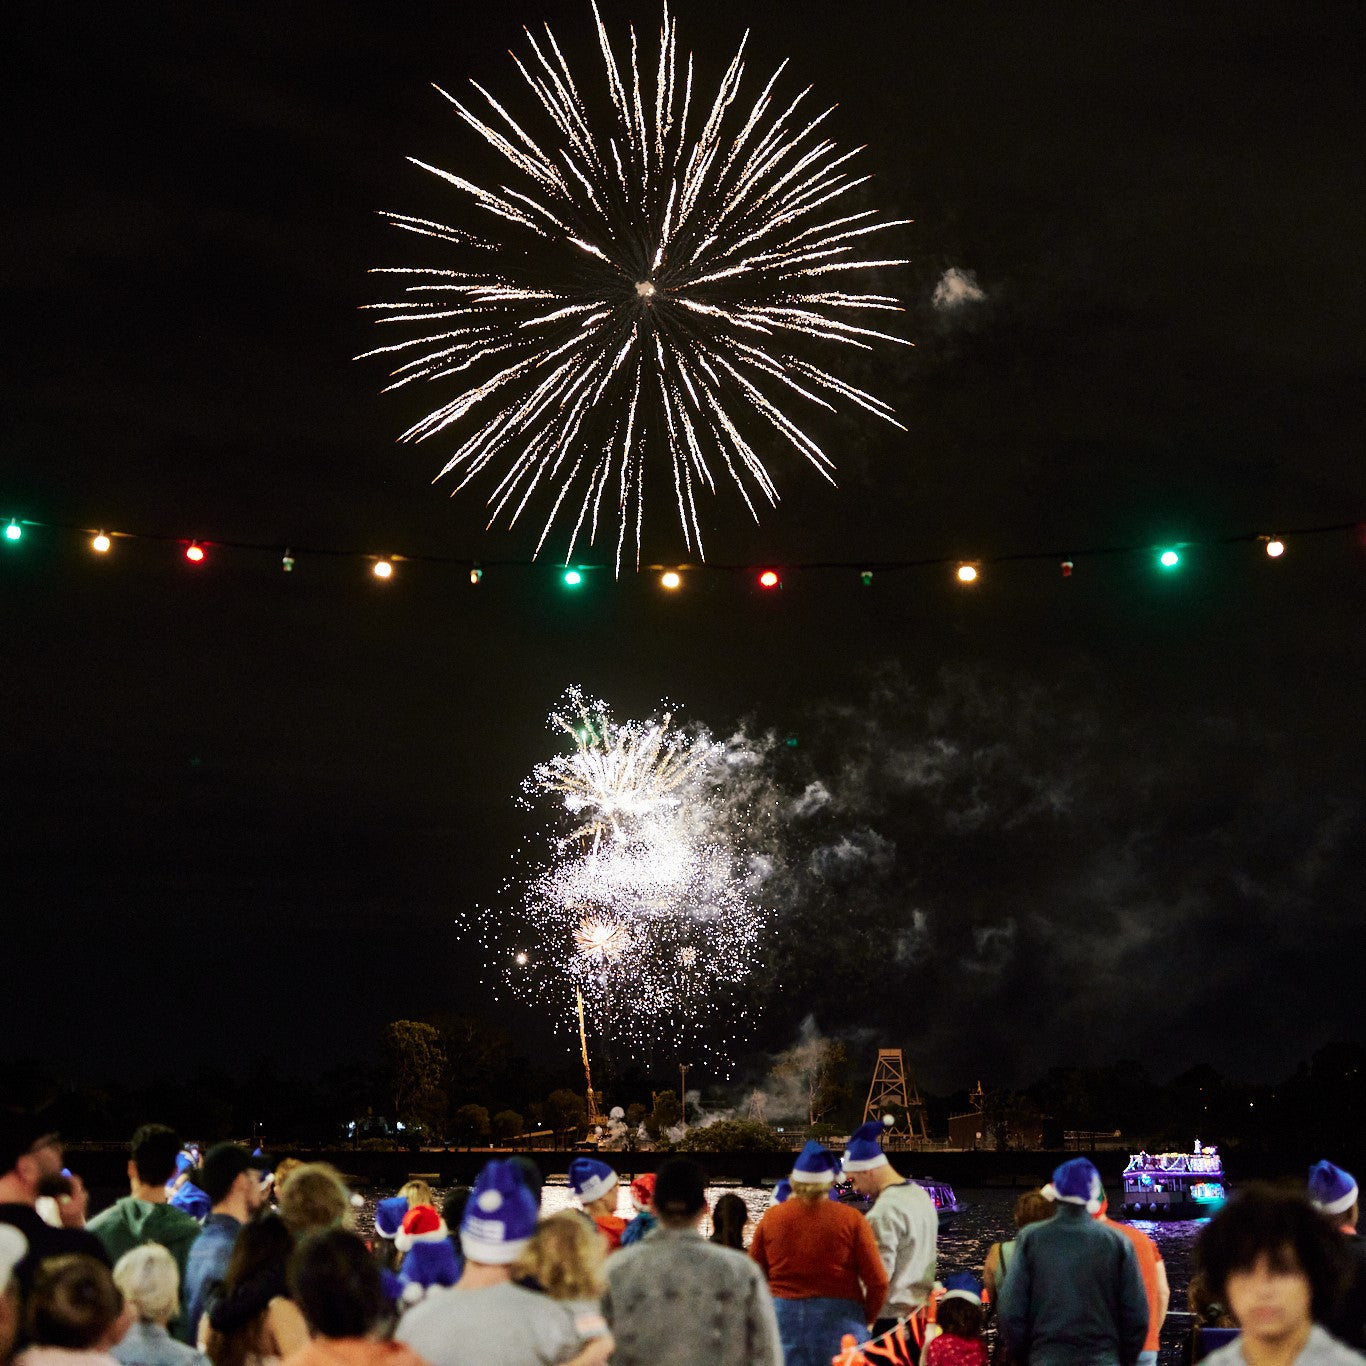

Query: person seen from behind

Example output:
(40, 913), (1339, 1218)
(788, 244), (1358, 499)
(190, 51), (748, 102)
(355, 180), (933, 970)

(394, 1208), (459, 1300)
(1195, 1184), (1360, 1366)
(749, 1141), (888, 1366)
(182, 1148), (268, 1350)
(1308, 1162), (1366, 1351)
(924, 1274), (988, 1366)
(709, 1193), (748, 1250)
(1, 1227), (29, 1366)
(15, 1256), (130, 1366)
(604, 1157), (780, 1366)
(996, 1157), (1148, 1366)
(842, 1119), (938, 1337)
(280, 1231), (423, 1366)
(88, 1128), (202, 1343)
(202, 1216), (305, 1366)
(111, 1245), (208, 1366)
(1094, 1193), (1170, 1366)
(617, 1176), (656, 1249)
(568, 1161), (627, 1253)
(510, 1213), (611, 1350)
(983, 1190), (1052, 1306)
(394, 1159), (610, 1366)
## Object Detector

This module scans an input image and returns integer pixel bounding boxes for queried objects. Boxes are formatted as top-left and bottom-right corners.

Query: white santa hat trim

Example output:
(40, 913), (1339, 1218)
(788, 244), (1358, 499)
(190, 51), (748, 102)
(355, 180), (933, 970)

(395, 1220), (450, 1253)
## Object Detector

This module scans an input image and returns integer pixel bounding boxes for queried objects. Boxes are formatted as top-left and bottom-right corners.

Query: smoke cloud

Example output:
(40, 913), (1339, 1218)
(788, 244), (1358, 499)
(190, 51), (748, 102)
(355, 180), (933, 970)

(932, 266), (986, 311)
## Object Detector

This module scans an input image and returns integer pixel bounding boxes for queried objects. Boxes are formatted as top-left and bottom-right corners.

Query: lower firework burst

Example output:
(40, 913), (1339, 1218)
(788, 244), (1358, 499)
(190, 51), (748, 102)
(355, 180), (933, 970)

(363, 2), (911, 568)
(469, 690), (770, 1071)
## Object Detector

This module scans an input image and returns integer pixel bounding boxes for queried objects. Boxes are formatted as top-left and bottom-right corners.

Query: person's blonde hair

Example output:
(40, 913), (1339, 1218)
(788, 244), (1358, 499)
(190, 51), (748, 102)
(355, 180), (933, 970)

(510, 1213), (605, 1301)
(272, 1158), (304, 1194)
(790, 1180), (832, 1203)
(279, 1164), (353, 1236)
(113, 1244), (179, 1325)
(399, 1180), (434, 1210)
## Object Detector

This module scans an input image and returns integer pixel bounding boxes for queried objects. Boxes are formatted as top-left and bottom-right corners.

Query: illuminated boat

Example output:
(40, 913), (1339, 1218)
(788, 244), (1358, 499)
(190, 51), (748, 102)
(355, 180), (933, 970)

(1120, 1141), (1226, 1219)
(915, 1177), (965, 1227)
(835, 1176), (964, 1226)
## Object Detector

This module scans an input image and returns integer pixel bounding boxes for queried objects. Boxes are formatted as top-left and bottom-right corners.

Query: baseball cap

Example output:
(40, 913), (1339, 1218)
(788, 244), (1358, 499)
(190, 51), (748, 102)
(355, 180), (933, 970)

(199, 1144), (269, 1204)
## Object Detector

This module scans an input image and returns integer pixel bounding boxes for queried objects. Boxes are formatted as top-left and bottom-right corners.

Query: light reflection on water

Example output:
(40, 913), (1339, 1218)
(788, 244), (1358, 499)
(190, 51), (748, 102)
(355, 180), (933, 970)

(360, 1184), (1204, 1365)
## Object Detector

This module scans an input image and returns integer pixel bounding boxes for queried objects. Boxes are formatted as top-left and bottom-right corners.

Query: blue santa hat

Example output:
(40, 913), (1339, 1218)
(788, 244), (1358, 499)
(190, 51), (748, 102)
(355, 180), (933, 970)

(460, 1160), (538, 1265)
(1308, 1161), (1359, 1216)
(790, 1140), (840, 1187)
(569, 1156), (618, 1206)
(373, 1195), (408, 1240)
(941, 1272), (985, 1306)
(1042, 1157), (1104, 1214)
(842, 1120), (891, 1173)
(769, 1178), (792, 1206)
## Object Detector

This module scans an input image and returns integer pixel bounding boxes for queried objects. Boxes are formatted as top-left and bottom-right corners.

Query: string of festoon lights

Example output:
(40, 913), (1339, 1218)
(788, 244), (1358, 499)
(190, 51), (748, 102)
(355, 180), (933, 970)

(2, 513), (1359, 592)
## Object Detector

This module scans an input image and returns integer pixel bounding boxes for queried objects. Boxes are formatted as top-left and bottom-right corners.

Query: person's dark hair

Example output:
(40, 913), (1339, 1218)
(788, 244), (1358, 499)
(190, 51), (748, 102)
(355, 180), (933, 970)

(200, 1144), (258, 1206)
(937, 1296), (985, 1339)
(1196, 1184), (1349, 1322)
(26, 1255), (123, 1349)
(653, 1159), (706, 1221)
(709, 1192), (747, 1249)
(442, 1186), (472, 1240)
(1187, 1271), (1235, 1328)
(506, 1157), (543, 1202)
(206, 1214), (296, 1366)
(288, 1231), (383, 1340)
(130, 1124), (182, 1187)
(1013, 1189), (1053, 1229)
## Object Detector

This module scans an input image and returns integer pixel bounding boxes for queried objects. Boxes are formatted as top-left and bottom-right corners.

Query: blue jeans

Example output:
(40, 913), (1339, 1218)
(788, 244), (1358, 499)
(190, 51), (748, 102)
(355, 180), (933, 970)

(773, 1297), (868, 1366)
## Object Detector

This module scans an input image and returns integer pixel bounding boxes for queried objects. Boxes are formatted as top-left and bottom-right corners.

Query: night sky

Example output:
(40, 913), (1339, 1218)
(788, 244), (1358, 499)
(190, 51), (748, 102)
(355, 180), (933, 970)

(4, 0), (1363, 1095)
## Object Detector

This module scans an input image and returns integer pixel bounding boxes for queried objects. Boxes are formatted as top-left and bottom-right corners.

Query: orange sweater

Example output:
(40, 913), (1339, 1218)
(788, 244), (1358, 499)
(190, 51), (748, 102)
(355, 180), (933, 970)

(750, 1197), (889, 1323)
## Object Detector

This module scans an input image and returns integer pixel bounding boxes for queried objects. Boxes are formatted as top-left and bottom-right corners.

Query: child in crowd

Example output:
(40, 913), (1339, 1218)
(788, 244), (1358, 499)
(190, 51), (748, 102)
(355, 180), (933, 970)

(16, 1255), (130, 1366)
(510, 1213), (610, 1351)
(923, 1275), (987, 1366)
(395, 1208), (460, 1299)
(397, 1184), (433, 1214)
(111, 1245), (207, 1366)
(618, 1176), (656, 1248)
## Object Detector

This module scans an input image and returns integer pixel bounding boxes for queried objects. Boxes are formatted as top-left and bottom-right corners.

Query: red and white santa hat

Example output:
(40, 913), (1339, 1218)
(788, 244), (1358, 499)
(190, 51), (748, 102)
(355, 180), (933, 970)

(396, 1204), (449, 1253)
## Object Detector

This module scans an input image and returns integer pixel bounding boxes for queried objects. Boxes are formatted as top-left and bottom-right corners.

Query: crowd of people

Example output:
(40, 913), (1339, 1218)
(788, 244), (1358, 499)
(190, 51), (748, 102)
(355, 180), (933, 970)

(1, 1111), (1364, 1366)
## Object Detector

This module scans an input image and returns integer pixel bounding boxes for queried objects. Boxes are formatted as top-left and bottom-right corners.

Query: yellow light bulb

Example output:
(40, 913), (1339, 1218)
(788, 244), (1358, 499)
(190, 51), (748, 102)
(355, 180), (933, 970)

(660, 570), (682, 590)
(91, 532), (111, 554)
(373, 560), (394, 579)
(957, 564), (978, 583)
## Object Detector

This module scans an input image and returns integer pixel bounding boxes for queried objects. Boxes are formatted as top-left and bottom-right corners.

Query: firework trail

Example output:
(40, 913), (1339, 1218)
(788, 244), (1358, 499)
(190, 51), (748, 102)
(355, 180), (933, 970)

(472, 689), (769, 1067)
(363, 3), (911, 569)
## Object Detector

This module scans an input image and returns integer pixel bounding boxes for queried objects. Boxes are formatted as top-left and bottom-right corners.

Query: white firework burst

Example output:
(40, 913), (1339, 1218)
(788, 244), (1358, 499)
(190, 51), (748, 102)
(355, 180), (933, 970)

(475, 689), (771, 1066)
(363, 2), (911, 568)
(527, 686), (722, 848)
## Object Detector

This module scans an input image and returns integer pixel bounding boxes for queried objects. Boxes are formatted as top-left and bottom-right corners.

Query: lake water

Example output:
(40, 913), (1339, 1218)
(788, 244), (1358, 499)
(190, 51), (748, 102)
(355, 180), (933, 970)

(363, 1183), (1205, 1365)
